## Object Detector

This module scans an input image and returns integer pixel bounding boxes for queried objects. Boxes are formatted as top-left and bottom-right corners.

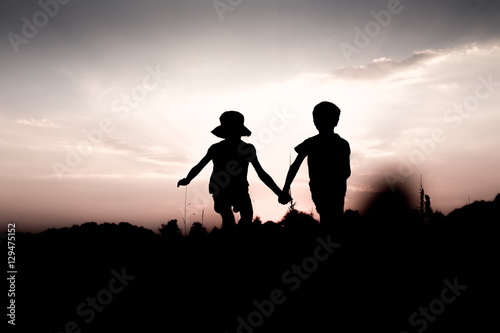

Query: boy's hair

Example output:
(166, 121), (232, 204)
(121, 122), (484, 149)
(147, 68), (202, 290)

(313, 101), (341, 129)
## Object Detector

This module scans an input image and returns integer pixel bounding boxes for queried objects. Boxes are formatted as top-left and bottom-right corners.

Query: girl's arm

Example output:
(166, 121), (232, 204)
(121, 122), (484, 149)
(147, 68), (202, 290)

(251, 155), (290, 202)
(177, 152), (212, 187)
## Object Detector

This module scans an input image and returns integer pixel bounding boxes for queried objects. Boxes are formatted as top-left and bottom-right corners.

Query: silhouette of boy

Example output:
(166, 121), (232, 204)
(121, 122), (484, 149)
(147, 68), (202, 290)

(178, 111), (291, 229)
(281, 102), (351, 224)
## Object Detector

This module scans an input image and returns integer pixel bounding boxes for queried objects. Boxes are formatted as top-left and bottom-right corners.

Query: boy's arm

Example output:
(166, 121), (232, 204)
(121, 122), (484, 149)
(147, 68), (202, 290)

(177, 152), (212, 187)
(344, 143), (351, 179)
(344, 157), (351, 180)
(282, 153), (306, 194)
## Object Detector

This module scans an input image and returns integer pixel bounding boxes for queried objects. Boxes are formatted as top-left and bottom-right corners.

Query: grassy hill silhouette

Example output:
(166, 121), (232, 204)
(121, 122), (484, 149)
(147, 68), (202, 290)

(10, 191), (499, 332)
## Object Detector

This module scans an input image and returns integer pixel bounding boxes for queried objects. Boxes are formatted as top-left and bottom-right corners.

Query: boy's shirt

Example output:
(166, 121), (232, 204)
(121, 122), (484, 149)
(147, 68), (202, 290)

(295, 132), (351, 193)
(207, 139), (256, 195)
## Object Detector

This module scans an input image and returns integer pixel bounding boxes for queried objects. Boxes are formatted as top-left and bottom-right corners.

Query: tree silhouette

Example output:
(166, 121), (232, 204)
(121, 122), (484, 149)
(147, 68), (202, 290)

(425, 194), (433, 217)
(188, 222), (208, 238)
(278, 207), (318, 232)
(418, 175), (433, 223)
(159, 219), (182, 241)
(252, 216), (262, 226)
(419, 176), (425, 216)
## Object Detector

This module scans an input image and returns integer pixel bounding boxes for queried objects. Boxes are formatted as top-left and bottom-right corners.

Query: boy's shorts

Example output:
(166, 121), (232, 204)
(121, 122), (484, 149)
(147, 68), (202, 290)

(310, 184), (346, 217)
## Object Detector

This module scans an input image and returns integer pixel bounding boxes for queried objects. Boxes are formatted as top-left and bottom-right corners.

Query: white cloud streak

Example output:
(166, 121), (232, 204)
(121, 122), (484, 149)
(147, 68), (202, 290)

(14, 118), (60, 128)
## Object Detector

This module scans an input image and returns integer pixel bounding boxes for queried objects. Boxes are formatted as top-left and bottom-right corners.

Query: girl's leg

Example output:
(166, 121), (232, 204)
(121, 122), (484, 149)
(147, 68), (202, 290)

(213, 194), (235, 230)
(220, 207), (236, 230)
(236, 192), (253, 226)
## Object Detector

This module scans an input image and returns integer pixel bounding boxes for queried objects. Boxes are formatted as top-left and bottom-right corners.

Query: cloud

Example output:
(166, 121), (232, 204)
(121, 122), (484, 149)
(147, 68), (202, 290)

(332, 49), (442, 80)
(101, 137), (188, 165)
(14, 118), (60, 128)
(101, 137), (144, 154)
(332, 40), (500, 82)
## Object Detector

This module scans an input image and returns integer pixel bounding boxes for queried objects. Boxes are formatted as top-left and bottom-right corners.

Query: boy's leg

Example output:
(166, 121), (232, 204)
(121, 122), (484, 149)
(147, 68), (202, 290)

(312, 189), (345, 224)
(330, 199), (345, 221)
(319, 211), (334, 224)
(318, 202), (344, 220)
(317, 196), (346, 240)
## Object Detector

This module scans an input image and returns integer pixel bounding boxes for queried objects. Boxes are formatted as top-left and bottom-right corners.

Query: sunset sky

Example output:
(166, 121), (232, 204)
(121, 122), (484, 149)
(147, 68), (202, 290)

(1, 0), (499, 233)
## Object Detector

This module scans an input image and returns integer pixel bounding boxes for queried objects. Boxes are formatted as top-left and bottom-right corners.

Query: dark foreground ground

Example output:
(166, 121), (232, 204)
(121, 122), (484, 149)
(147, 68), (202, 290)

(7, 194), (499, 333)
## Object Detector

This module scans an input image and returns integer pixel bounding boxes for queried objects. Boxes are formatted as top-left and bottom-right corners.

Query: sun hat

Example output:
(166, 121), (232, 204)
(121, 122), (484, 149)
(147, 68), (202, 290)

(211, 111), (252, 138)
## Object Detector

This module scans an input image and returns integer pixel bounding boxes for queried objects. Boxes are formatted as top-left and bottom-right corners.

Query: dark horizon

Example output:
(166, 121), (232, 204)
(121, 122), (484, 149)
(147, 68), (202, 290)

(8, 189), (498, 332)
(8, 189), (500, 235)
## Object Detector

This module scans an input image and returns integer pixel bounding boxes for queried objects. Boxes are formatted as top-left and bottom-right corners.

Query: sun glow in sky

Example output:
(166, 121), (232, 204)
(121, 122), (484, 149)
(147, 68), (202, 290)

(1, 0), (499, 233)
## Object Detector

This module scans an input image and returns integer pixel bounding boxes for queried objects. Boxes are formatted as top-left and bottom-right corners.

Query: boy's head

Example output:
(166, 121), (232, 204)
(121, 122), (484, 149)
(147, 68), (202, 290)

(313, 101), (341, 133)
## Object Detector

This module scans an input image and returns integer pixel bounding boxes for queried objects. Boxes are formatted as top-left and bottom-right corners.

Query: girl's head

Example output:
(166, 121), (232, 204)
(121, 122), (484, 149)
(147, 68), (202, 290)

(211, 111), (252, 138)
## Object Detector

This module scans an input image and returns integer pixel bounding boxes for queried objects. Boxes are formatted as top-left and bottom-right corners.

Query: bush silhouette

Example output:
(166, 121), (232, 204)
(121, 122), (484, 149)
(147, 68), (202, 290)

(189, 221), (208, 238)
(158, 219), (182, 241)
(12, 192), (499, 332)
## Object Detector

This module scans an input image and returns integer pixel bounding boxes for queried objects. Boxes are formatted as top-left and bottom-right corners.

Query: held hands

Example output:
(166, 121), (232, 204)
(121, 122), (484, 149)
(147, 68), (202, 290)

(278, 190), (292, 205)
(177, 178), (190, 187)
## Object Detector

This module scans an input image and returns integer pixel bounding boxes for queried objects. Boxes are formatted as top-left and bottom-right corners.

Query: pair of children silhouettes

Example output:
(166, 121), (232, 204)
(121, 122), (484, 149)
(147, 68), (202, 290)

(177, 101), (351, 229)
